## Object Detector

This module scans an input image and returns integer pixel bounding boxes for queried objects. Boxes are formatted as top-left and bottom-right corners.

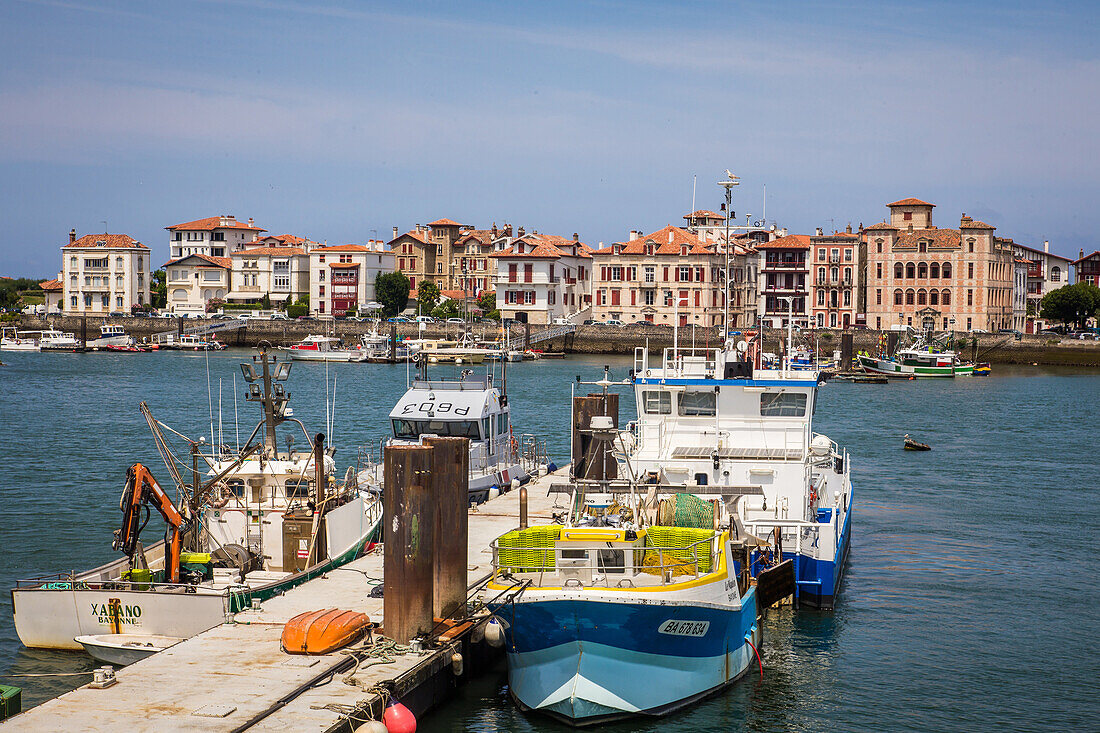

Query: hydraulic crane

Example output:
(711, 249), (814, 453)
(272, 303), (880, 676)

(113, 463), (186, 584)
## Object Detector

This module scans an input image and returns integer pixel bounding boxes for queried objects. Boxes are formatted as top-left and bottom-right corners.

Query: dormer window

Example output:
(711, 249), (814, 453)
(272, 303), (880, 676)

(680, 245), (688, 256)
(645, 244), (654, 256)
(919, 240), (927, 252)
(613, 244), (620, 255)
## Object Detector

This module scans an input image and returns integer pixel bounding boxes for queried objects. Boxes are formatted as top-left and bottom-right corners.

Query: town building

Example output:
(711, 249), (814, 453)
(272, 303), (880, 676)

(227, 246), (309, 307)
(864, 198), (1015, 332)
(809, 227), (862, 329)
(1013, 256), (1028, 333)
(39, 278), (64, 313)
(591, 225), (727, 327)
(162, 254), (232, 315)
(491, 233), (593, 324)
(1073, 250), (1100, 287)
(1010, 241), (1073, 332)
(758, 234), (811, 327)
(681, 209), (767, 331)
(309, 241), (393, 316)
(388, 220), (513, 294)
(58, 229), (151, 314)
(166, 215), (266, 259)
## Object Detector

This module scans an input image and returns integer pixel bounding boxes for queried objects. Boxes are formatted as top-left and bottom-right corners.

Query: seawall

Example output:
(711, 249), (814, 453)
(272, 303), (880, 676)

(11, 315), (1100, 367)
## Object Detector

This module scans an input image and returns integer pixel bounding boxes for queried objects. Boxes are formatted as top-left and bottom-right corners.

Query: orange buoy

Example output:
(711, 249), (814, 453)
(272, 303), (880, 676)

(281, 608), (370, 655)
(382, 699), (417, 733)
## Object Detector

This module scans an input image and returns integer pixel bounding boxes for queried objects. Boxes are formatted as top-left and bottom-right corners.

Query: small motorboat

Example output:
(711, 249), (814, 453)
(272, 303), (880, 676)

(74, 634), (183, 666)
(973, 363), (992, 376)
(903, 434), (931, 451)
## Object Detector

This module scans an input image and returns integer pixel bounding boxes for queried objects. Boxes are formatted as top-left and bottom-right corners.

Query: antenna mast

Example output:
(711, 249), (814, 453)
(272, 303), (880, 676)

(718, 171), (740, 343)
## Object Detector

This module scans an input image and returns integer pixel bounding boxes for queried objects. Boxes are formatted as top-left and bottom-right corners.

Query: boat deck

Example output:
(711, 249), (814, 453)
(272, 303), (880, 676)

(3, 468), (566, 732)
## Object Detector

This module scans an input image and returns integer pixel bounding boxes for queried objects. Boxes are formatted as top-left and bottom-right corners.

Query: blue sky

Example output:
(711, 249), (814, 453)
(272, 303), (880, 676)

(1, 0), (1097, 275)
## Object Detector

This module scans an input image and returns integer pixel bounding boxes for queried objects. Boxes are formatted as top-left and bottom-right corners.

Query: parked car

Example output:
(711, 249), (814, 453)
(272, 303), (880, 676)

(108, 310), (129, 317)
(604, 319), (626, 327)
(269, 313), (290, 321)
(446, 317), (465, 324)
(582, 319), (597, 325)
(415, 316), (435, 324)
(552, 317), (574, 325)
(388, 316), (412, 323)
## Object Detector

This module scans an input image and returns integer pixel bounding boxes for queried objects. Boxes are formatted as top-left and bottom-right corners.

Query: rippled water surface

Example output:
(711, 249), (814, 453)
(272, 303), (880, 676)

(1, 350), (1098, 730)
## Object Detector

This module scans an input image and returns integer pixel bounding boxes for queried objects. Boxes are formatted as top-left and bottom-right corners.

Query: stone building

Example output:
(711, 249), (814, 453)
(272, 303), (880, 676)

(388, 219), (513, 295)
(491, 232), (593, 324)
(681, 209), (766, 331)
(864, 198), (1015, 332)
(59, 230), (151, 314)
(809, 227), (862, 329)
(227, 246), (309, 307)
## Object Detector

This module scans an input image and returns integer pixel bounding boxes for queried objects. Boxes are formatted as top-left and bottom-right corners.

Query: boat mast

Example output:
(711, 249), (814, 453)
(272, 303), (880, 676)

(241, 342), (292, 458)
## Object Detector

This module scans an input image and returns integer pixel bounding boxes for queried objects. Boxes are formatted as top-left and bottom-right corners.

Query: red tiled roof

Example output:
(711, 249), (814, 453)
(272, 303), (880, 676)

(328, 262), (359, 268)
(428, 218), (462, 227)
(755, 234), (811, 250)
(63, 233), (148, 249)
(887, 198), (934, 207)
(440, 289), (474, 300)
(812, 232), (860, 241)
(230, 247), (305, 257)
(163, 254), (232, 268)
(252, 234), (313, 246)
(457, 229), (497, 245)
(390, 230), (428, 245)
(167, 217), (266, 232)
(896, 229), (961, 248)
(39, 278), (63, 291)
(864, 222), (897, 231)
(492, 233), (593, 260)
(315, 244), (372, 253)
(1072, 250), (1100, 265)
(959, 219), (995, 230)
(683, 209), (725, 220)
(591, 225), (712, 256)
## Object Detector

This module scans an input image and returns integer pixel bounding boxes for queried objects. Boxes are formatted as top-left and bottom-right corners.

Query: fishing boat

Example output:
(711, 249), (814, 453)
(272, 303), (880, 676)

(283, 334), (366, 362)
(903, 434), (931, 451)
(418, 332), (494, 364)
(12, 345), (384, 651)
(0, 327), (39, 351)
(484, 327), (852, 725)
(88, 324), (136, 349)
(857, 331), (975, 377)
(356, 358), (548, 503)
(74, 634), (182, 666)
(162, 334), (225, 351)
(35, 329), (80, 351)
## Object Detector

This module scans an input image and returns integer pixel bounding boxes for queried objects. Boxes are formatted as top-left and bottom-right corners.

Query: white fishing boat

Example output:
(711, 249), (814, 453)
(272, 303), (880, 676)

(12, 345), (384, 651)
(162, 334), (224, 351)
(88, 324), (136, 349)
(485, 325), (852, 725)
(356, 360), (549, 503)
(74, 634), (182, 666)
(35, 328), (80, 351)
(0, 327), (39, 351)
(283, 334), (366, 362)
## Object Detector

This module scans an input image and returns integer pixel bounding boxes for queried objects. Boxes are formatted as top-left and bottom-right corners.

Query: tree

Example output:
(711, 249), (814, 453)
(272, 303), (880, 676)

(417, 280), (441, 314)
(1040, 282), (1100, 329)
(477, 290), (500, 321)
(0, 278), (45, 309)
(431, 299), (460, 319)
(150, 269), (167, 309)
(375, 272), (411, 317)
(261, 292), (271, 310)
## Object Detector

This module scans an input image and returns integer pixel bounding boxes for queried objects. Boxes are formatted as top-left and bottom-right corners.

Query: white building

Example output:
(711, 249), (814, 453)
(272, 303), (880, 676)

(1010, 240), (1074, 333)
(162, 255), (232, 315)
(166, 215), (266, 259)
(228, 246), (309, 307)
(491, 232), (593, 324)
(1013, 256), (1028, 333)
(59, 229), (151, 314)
(309, 241), (393, 316)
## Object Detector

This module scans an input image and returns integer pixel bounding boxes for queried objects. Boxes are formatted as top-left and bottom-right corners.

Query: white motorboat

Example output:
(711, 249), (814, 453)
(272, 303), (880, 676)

(0, 327), (39, 351)
(74, 634), (182, 666)
(34, 329), (80, 351)
(88, 324), (136, 349)
(284, 334), (366, 362)
(12, 345), (384, 650)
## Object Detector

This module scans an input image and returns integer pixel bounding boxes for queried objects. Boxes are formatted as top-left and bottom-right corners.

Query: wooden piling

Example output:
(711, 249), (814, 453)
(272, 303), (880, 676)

(389, 324), (397, 363)
(383, 444), (436, 644)
(840, 333), (853, 367)
(423, 437), (469, 620)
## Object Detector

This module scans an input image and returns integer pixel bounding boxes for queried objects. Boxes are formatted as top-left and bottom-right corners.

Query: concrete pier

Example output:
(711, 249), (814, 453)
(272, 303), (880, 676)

(2, 469), (567, 732)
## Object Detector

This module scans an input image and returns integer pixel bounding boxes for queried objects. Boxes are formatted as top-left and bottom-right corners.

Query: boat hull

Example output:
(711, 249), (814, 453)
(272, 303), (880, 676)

(287, 350), (365, 362)
(74, 634), (182, 666)
(494, 592), (759, 726)
(857, 354), (973, 377)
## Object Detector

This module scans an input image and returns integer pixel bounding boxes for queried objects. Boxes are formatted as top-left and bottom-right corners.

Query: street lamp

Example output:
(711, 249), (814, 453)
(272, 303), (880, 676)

(718, 170), (740, 341)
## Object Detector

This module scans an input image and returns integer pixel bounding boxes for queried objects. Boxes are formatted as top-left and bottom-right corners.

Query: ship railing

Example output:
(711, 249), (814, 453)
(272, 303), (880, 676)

(13, 574), (237, 594)
(490, 534), (722, 587)
(659, 347), (720, 378)
(518, 433), (548, 473)
(410, 376), (491, 390)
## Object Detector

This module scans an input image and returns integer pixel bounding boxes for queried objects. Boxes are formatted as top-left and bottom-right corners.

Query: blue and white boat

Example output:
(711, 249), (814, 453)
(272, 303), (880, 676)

(484, 329), (847, 725)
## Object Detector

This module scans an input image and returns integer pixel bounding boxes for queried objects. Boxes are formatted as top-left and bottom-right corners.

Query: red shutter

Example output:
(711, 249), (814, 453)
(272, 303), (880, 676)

(631, 290), (636, 306)
(611, 289), (620, 306)
(695, 290), (700, 307)
(674, 267), (679, 282)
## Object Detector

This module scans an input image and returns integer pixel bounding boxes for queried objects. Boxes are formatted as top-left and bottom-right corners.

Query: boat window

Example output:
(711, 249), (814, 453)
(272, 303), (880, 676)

(285, 479), (311, 499)
(642, 391), (671, 414)
(225, 479), (245, 498)
(760, 392), (807, 417)
(482, 418), (491, 439)
(497, 413), (508, 435)
(392, 419), (482, 439)
(678, 390), (717, 416)
(597, 549), (626, 573)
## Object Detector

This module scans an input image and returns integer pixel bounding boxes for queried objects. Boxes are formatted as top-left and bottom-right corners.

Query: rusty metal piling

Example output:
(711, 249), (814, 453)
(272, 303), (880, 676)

(423, 437), (469, 620)
(383, 445), (436, 644)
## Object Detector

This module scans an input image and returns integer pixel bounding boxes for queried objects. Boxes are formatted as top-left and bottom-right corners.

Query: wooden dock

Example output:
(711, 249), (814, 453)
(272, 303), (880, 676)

(2, 469), (569, 732)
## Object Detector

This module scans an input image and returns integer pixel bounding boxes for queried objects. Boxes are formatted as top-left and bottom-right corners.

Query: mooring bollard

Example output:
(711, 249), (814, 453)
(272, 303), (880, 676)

(519, 487), (528, 529)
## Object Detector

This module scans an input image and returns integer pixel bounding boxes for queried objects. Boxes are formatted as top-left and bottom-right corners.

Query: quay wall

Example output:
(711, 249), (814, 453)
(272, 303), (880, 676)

(11, 314), (1100, 367)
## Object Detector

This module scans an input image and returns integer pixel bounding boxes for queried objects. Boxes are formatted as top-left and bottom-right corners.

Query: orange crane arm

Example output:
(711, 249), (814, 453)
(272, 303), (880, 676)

(113, 463), (186, 584)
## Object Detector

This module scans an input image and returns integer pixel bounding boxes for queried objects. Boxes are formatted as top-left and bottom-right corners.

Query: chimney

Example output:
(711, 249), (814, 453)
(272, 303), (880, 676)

(668, 230), (674, 243)
(629, 230), (640, 241)
(248, 217), (254, 227)
(846, 223), (852, 234)
(518, 226), (525, 237)
(815, 227), (823, 236)
(780, 227), (788, 237)
(69, 228), (76, 244)
(491, 223), (498, 237)
(504, 224), (513, 237)
(1044, 240), (1049, 253)
(392, 226), (399, 240)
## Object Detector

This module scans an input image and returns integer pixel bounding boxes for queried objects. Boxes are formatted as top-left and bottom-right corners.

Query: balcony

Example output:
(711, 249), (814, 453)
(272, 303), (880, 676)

(763, 284), (807, 294)
(762, 260), (808, 271)
(816, 277), (854, 287)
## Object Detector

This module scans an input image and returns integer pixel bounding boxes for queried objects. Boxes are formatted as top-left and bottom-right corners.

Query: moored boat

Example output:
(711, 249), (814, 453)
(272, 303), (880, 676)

(283, 334), (365, 362)
(857, 331), (975, 377)
(74, 634), (182, 666)
(0, 327), (39, 352)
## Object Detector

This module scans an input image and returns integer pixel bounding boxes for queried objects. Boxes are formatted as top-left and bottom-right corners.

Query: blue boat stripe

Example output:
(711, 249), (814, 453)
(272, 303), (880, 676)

(635, 378), (818, 387)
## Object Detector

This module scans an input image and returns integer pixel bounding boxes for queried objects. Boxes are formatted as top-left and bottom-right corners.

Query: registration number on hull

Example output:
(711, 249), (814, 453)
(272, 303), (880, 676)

(657, 620), (710, 637)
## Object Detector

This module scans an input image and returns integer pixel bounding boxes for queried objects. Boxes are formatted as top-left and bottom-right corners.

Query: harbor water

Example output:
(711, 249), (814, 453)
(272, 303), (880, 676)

(1, 350), (1098, 731)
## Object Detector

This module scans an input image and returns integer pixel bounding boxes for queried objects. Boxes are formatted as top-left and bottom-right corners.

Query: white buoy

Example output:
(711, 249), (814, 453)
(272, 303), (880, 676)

(451, 651), (464, 676)
(510, 478), (520, 491)
(488, 487), (500, 500)
(355, 721), (387, 733)
(485, 618), (505, 648)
